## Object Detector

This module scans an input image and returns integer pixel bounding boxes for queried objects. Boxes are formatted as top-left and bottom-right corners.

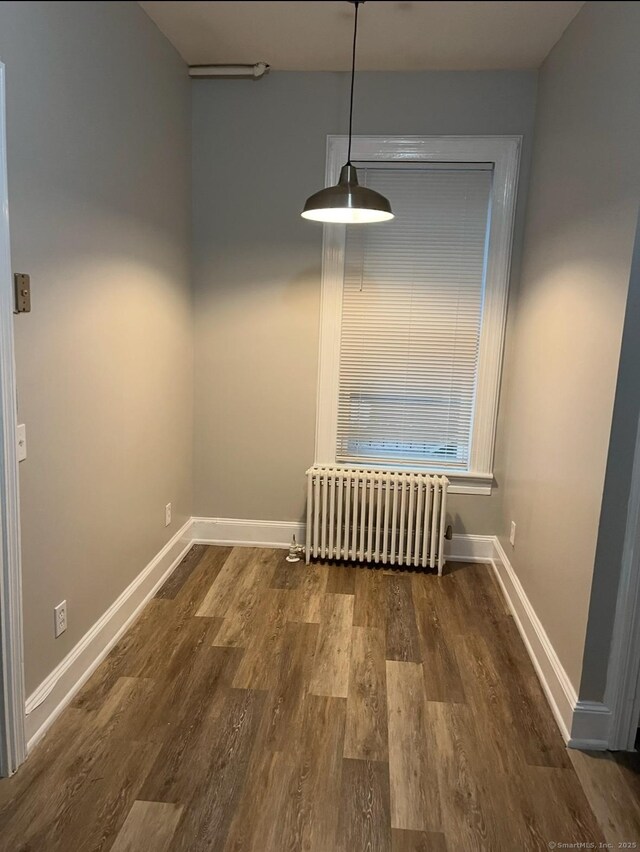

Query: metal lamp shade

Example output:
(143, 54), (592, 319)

(301, 164), (394, 224)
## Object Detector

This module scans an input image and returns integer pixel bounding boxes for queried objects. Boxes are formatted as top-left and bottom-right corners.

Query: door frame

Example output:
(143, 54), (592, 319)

(603, 211), (640, 751)
(0, 59), (27, 776)
(605, 402), (640, 750)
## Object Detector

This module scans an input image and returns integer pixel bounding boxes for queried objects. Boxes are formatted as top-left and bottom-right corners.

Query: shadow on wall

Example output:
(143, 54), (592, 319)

(449, 512), (467, 537)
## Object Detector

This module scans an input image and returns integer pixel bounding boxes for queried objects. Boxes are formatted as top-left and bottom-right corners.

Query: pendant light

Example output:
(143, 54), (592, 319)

(301, 1), (394, 224)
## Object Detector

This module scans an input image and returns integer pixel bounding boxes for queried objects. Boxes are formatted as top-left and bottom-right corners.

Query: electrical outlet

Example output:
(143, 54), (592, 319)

(509, 521), (517, 547)
(165, 503), (172, 527)
(54, 600), (67, 638)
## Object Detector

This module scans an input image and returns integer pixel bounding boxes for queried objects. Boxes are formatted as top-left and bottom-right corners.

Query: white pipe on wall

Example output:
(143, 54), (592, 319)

(188, 63), (269, 79)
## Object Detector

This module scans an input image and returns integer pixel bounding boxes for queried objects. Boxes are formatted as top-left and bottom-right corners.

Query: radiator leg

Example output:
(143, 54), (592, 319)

(438, 476), (448, 577)
(305, 470), (312, 564)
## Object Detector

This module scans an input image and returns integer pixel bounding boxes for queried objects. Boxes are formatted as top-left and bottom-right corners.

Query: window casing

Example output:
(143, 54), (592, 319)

(314, 136), (521, 495)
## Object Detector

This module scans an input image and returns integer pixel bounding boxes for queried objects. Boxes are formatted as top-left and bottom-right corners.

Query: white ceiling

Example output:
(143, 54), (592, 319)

(139, 1), (585, 71)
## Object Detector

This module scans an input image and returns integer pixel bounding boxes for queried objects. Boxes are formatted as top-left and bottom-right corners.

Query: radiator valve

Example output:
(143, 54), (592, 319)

(286, 535), (304, 563)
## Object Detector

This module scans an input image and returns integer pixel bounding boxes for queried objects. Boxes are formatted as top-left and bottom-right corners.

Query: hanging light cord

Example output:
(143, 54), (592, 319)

(347, 0), (361, 165)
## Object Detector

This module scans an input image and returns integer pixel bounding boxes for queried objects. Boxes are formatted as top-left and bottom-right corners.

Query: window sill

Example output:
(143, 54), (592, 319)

(445, 474), (493, 496)
(326, 463), (493, 495)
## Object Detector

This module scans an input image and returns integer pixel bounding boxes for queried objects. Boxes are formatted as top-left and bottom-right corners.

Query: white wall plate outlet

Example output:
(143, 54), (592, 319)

(165, 503), (172, 527)
(509, 521), (517, 547)
(54, 600), (67, 638)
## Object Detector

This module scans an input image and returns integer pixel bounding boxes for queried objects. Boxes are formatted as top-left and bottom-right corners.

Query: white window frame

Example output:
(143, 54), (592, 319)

(314, 135), (521, 496)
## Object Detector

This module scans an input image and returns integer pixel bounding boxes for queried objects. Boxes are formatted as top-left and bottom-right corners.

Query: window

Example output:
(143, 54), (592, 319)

(315, 137), (520, 495)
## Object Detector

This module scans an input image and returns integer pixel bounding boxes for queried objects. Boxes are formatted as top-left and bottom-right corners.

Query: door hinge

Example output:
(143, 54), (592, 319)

(13, 273), (31, 313)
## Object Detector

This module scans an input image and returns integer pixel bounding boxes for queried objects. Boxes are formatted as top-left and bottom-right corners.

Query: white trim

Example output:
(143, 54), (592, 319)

(568, 701), (612, 751)
(491, 536), (576, 743)
(314, 135), (521, 492)
(567, 738), (610, 751)
(191, 520), (495, 562)
(446, 533), (495, 563)
(0, 62), (26, 776)
(603, 410), (640, 750)
(446, 476), (493, 496)
(191, 517), (305, 549)
(25, 520), (193, 750)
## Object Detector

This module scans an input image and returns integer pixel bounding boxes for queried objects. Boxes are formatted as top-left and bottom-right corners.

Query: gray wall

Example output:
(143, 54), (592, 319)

(192, 70), (537, 527)
(495, 1), (640, 692)
(0, 1), (193, 694)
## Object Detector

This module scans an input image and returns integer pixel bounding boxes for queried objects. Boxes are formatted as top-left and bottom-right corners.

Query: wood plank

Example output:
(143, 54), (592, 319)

(110, 801), (184, 852)
(449, 641), (544, 846)
(275, 694), (347, 852)
(457, 617), (569, 771)
(8, 737), (161, 851)
(222, 749), (293, 852)
(386, 661), (440, 832)
(391, 829), (448, 852)
(451, 633), (574, 848)
(0, 706), (94, 818)
(171, 545), (233, 617)
(425, 701), (491, 849)
(140, 687), (266, 852)
(612, 750), (640, 809)
(70, 599), (172, 711)
(452, 631), (523, 776)
(453, 562), (511, 629)
(72, 549), (233, 713)
(523, 764), (605, 846)
(259, 620), (319, 752)
(212, 551), (280, 647)
(451, 562), (570, 769)
(139, 639), (243, 744)
(269, 556), (303, 589)
(487, 616), (571, 768)
(94, 675), (157, 737)
(325, 562), (357, 595)
(284, 561), (328, 623)
(336, 759), (391, 852)
(412, 574), (465, 703)
(569, 750), (640, 845)
(309, 593), (354, 698)
(353, 567), (387, 628)
(385, 575), (421, 663)
(344, 626), (388, 761)
(155, 544), (207, 599)
(232, 589), (290, 689)
(195, 547), (263, 618)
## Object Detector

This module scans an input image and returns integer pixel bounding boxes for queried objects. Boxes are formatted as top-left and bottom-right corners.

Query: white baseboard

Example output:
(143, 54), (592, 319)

(24, 519), (194, 751)
(191, 520), (494, 563)
(191, 517), (305, 549)
(568, 700), (612, 750)
(446, 533), (495, 563)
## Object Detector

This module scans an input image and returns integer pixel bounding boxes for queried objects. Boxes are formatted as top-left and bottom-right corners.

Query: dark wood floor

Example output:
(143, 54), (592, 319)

(1, 545), (639, 851)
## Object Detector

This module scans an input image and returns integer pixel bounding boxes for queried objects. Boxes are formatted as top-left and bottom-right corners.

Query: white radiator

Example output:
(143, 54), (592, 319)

(305, 466), (449, 575)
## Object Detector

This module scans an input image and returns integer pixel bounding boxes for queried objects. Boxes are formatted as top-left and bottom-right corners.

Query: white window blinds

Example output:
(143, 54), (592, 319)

(336, 165), (493, 469)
